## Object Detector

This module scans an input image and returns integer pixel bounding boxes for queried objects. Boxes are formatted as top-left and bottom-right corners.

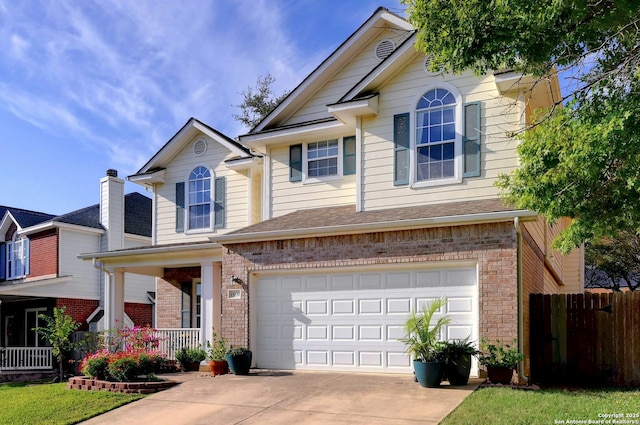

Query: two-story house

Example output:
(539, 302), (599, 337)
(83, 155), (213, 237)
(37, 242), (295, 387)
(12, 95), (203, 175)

(1, 170), (154, 369)
(80, 7), (583, 379)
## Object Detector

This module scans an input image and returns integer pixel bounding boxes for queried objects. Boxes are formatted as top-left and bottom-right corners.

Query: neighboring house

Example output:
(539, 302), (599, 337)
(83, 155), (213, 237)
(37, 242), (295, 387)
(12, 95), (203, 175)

(80, 8), (584, 379)
(0, 170), (154, 369)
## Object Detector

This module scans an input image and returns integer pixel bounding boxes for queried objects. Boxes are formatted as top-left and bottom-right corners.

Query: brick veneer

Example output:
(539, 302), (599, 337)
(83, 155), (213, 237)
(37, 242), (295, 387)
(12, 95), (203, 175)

(28, 230), (58, 277)
(156, 267), (201, 328)
(56, 298), (153, 330)
(57, 298), (99, 331)
(222, 222), (520, 350)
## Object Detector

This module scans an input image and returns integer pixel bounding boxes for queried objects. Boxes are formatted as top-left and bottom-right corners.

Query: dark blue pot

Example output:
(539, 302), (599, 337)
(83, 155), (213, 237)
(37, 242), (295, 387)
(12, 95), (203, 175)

(414, 360), (443, 388)
(226, 351), (252, 375)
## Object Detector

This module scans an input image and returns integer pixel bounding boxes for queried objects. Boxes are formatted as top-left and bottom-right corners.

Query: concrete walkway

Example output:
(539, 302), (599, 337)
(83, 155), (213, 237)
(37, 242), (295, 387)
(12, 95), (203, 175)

(81, 370), (481, 425)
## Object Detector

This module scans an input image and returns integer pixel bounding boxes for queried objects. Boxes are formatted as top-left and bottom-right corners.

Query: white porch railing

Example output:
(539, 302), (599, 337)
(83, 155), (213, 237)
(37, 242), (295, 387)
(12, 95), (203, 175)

(0, 347), (53, 371)
(153, 328), (201, 360)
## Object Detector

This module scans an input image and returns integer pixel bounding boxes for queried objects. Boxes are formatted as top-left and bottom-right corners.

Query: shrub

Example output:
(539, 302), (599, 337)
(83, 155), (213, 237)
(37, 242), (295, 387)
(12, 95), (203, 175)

(108, 354), (141, 382)
(478, 339), (524, 369)
(80, 350), (110, 380)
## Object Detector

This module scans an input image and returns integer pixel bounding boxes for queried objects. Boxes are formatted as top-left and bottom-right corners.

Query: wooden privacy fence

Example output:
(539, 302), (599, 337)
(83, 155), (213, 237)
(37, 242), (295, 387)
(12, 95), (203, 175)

(530, 291), (640, 387)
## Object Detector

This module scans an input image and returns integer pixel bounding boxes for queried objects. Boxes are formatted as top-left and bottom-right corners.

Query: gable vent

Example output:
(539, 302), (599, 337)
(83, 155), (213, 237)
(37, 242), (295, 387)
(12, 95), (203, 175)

(424, 54), (445, 76)
(374, 39), (396, 61)
(193, 139), (208, 156)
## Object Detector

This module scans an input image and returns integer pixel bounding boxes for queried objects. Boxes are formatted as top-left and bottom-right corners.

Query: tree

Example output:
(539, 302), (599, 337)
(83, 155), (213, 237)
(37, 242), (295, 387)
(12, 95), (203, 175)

(403, 0), (640, 252)
(585, 230), (640, 292)
(34, 307), (81, 381)
(233, 73), (290, 129)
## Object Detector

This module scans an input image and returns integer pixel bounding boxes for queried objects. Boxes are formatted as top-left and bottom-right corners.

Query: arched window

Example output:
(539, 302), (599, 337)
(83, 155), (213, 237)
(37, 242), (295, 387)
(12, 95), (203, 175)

(415, 88), (457, 181)
(188, 166), (211, 230)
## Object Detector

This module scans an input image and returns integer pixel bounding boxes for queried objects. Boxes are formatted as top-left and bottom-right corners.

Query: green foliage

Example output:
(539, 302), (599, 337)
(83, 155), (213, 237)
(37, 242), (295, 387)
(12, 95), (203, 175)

(227, 346), (250, 356)
(33, 307), (81, 381)
(478, 339), (524, 369)
(81, 350), (164, 382)
(206, 329), (227, 361)
(404, 0), (640, 251)
(233, 73), (290, 129)
(440, 338), (479, 364)
(585, 231), (640, 291)
(399, 298), (451, 362)
(81, 351), (110, 380)
(175, 347), (207, 365)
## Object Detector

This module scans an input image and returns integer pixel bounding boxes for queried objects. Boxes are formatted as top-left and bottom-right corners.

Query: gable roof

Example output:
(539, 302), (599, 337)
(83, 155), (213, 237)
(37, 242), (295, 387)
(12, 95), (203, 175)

(13, 193), (152, 238)
(0, 206), (56, 238)
(244, 7), (412, 135)
(130, 118), (254, 183)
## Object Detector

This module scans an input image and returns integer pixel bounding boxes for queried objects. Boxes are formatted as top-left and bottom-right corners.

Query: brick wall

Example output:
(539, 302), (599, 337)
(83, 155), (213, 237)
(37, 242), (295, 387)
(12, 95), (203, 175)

(28, 230), (58, 277)
(56, 298), (99, 331)
(124, 302), (153, 327)
(156, 277), (182, 328)
(222, 222), (520, 350)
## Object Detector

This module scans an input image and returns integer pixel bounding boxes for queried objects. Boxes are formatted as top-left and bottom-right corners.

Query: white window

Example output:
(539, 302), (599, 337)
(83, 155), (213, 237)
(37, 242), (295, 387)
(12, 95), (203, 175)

(188, 166), (212, 230)
(6, 235), (29, 280)
(25, 308), (47, 347)
(416, 88), (457, 182)
(307, 139), (339, 177)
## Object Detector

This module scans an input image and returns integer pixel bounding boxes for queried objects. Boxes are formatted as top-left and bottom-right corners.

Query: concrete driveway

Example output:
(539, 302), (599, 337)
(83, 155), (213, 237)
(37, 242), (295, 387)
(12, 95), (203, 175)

(81, 370), (481, 425)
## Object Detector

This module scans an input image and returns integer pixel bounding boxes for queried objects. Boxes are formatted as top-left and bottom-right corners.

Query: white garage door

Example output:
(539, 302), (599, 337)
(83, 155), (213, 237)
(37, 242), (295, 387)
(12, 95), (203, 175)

(254, 266), (478, 374)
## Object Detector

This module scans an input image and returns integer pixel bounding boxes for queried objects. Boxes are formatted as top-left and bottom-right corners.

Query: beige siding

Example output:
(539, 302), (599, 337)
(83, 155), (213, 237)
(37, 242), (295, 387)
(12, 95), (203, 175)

(155, 134), (251, 244)
(57, 229), (102, 299)
(270, 144), (356, 217)
(561, 244), (584, 293)
(361, 55), (523, 210)
(123, 236), (155, 304)
(285, 29), (404, 126)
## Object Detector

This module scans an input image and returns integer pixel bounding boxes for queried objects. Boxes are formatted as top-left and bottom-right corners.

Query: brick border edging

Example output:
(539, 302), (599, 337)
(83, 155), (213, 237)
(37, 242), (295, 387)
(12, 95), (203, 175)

(67, 376), (178, 394)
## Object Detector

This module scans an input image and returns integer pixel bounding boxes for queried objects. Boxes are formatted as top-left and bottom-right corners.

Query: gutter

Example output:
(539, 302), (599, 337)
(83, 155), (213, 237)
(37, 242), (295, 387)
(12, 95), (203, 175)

(514, 217), (528, 385)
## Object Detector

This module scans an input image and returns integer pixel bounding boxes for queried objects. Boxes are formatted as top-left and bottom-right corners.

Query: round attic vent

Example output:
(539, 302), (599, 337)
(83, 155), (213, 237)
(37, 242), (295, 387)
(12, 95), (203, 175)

(374, 39), (395, 61)
(193, 139), (208, 156)
(424, 54), (445, 76)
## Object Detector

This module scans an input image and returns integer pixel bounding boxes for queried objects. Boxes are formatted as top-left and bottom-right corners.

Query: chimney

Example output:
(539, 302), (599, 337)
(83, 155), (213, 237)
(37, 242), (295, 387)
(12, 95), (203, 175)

(100, 169), (125, 251)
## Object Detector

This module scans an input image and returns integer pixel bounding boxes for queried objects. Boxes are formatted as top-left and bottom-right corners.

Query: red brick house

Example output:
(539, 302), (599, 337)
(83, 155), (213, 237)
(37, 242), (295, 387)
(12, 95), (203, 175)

(0, 170), (153, 370)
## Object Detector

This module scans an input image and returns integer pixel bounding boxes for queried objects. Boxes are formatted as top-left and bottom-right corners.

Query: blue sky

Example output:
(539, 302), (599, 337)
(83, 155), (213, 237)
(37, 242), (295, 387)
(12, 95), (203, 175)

(0, 0), (405, 215)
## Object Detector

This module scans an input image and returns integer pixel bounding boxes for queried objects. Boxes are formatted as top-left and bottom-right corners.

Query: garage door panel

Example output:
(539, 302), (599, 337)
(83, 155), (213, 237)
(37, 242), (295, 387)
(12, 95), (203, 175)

(255, 267), (478, 374)
(332, 299), (355, 315)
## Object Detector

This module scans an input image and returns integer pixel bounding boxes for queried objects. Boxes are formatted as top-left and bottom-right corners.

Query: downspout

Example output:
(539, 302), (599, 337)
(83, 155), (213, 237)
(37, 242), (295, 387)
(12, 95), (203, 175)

(514, 217), (528, 385)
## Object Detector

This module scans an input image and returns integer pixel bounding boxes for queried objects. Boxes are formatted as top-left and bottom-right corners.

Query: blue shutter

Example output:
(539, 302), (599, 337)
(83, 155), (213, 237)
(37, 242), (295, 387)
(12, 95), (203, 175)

(289, 144), (302, 182)
(463, 102), (481, 178)
(343, 136), (356, 175)
(394, 113), (410, 185)
(176, 182), (185, 232)
(214, 176), (226, 229)
(0, 243), (5, 280)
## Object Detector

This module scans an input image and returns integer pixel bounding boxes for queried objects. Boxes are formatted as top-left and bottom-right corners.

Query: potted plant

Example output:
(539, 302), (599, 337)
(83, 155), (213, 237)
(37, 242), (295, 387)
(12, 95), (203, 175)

(226, 346), (252, 375)
(440, 338), (479, 386)
(206, 329), (228, 376)
(399, 298), (450, 388)
(478, 338), (524, 384)
(175, 347), (207, 371)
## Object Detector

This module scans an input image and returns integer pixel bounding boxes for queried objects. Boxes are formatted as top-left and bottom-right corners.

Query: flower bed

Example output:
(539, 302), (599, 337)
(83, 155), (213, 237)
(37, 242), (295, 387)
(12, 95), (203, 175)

(68, 376), (177, 394)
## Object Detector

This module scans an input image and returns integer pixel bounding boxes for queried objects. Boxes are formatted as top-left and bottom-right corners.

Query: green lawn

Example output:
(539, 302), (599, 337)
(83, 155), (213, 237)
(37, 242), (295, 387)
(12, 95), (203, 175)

(442, 386), (640, 425)
(0, 382), (145, 425)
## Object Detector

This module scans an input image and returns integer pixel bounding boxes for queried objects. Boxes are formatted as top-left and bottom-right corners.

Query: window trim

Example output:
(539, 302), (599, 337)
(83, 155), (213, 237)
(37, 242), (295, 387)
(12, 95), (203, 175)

(410, 83), (463, 188)
(6, 235), (29, 280)
(185, 165), (214, 234)
(303, 138), (342, 184)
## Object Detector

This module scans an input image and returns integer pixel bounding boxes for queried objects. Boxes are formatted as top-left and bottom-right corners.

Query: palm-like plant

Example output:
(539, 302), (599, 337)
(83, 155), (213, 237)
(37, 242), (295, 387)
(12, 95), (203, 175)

(400, 298), (451, 362)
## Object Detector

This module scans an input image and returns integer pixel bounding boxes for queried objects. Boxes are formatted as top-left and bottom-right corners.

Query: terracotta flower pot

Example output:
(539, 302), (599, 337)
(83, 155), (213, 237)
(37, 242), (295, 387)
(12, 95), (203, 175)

(209, 360), (228, 376)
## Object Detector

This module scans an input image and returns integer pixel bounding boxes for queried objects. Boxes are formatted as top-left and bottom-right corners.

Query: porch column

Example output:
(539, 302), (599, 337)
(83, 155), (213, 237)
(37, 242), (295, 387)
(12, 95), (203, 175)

(200, 262), (214, 347)
(104, 269), (125, 330)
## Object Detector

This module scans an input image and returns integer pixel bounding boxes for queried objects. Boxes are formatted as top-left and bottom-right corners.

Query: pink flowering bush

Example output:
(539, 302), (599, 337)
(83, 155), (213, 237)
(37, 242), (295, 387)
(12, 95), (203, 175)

(79, 326), (169, 382)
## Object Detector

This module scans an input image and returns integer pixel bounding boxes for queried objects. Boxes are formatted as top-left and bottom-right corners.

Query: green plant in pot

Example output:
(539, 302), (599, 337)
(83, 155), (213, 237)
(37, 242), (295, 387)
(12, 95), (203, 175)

(206, 329), (228, 376)
(175, 347), (207, 371)
(478, 338), (524, 384)
(399, 298), (450, 388)
(440, 338), (479, 386)
(226, 346), (252, 375)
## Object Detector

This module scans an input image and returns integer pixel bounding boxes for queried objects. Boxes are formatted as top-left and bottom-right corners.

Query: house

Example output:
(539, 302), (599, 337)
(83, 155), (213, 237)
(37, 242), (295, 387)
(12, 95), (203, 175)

(79, 7), (583, 379)
(0, 170), (154, 370)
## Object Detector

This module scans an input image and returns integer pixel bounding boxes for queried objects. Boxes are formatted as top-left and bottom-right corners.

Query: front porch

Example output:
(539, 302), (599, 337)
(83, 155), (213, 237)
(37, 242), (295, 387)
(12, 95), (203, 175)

(0, 346), (53, 371)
